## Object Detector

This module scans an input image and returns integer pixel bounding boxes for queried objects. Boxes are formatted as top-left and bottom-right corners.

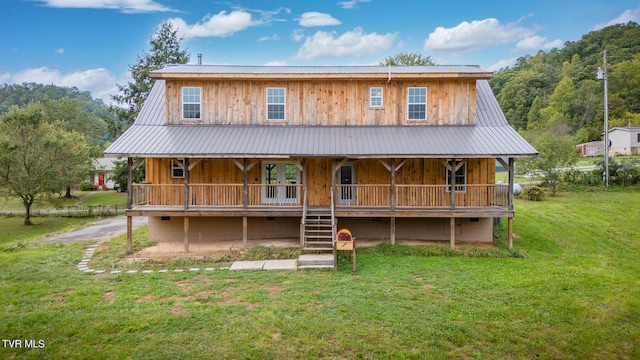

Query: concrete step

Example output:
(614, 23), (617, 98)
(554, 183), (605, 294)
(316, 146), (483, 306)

(298, 254), (335, 268)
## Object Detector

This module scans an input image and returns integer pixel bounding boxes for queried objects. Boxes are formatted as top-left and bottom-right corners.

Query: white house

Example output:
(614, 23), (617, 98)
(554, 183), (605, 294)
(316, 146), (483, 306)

(608, 127), (640, 156)
(90, 157), (118, 190)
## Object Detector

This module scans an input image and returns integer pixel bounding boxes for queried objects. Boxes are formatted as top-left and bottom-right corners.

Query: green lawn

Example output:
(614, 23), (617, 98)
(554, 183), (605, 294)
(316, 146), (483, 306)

(0, 190), (124, 211)
(1, 187), (639, 359)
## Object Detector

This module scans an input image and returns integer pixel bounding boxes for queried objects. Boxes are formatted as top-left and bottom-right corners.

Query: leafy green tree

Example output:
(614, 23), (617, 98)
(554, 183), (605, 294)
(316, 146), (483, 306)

(0, 103), (91, 224)
(379, 52), (435, 66)
(111, 21), (189, 130)
(111, 159), (144, 192)
(526, 135), (579, 196)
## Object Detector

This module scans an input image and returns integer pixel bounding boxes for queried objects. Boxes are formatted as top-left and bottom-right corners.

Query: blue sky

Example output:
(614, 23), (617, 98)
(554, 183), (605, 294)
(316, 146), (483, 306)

(1, 0), (639, 104)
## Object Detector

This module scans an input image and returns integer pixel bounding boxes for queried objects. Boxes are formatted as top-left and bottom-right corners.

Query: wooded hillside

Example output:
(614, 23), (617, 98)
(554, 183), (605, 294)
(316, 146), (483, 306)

(490, 22), (640, 143)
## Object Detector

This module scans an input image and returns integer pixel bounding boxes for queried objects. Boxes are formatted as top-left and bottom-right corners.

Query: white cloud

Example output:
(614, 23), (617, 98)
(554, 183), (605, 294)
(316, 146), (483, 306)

(486, 57), (518, 72)
(291, 29), (306, 42)
(296, 27), (397, 60)
(258, 34), (279, 41)
(37, 0), (174, 13)
(298, 12), (341, 27)
(424, 18), (535, 53)
(594, 6), (640, 29)
(338, 0), (371, 9)
(168, 10), (259, 39)
(2, 67), (118, 104)
(516, 36), (563, 52)
(55, 48), (65, 54)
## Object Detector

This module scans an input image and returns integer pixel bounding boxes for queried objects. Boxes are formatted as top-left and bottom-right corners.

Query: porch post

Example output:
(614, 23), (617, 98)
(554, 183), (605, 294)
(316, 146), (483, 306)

(243, 158), (249, 209)
(508, 157), (514, 250)
(450, 217), (456, 249)
(184, 216), (189, 253)
(183, 158), (190, 210)
(242, 216), (248, 250)
(390, 217), (396, 246)
(126, 157), (133, 253)
(508, 158), (514, 211)
(183, 158), (189, 253)
(127, 215), (132, 253)
(390, 159), (396, 211)
(449, 158), (456, 210)
(508, 217), (513, 250)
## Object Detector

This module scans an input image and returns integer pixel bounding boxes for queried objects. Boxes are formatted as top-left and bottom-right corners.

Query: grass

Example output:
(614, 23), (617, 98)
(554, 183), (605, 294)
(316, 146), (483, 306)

(0, 190), (125, 211)
(1, 187), (640, 358)
(0, 216), (94, 246)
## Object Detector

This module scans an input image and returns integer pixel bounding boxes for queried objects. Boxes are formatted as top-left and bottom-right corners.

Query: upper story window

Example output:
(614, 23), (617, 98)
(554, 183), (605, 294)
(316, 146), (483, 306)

(182, 87), (201, 120)
(407, 87), (427, 121)
(266, 88), (286, 121)
(370, 87), (383, 108)
(171, 159), (185, 178)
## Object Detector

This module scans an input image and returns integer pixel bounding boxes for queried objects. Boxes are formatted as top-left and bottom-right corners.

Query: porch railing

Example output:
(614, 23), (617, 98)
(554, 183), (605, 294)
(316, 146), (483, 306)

(336, 184), (510, 209)
(131, 183), (509, 210)
(131, 183), (302, 207)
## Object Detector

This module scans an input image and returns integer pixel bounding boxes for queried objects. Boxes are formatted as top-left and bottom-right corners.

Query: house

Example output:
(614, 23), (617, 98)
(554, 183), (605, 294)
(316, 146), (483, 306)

(105, 65), (537, 256)
(576, 141), (604, 157)
(90, 157), (118, 190)
(608, 127), (640, 156)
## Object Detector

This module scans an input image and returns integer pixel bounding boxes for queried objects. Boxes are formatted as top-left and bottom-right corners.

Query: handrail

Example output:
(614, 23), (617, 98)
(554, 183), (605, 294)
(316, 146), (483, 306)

(300, 186), (308, 249)
(330, 186), (336, 248)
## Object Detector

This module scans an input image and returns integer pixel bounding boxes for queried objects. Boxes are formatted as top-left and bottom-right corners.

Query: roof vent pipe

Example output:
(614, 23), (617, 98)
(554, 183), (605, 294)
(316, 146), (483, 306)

(197, 53), (202, 65)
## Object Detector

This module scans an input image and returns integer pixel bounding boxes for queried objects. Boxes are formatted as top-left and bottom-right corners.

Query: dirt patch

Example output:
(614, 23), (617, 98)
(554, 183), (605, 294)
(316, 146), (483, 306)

(268, 286), (284, 297)
(43, 289), (76, 307)
(102, 290), (115, 304)
(171, 306), (187, 314)
(136, 294), (155, 303)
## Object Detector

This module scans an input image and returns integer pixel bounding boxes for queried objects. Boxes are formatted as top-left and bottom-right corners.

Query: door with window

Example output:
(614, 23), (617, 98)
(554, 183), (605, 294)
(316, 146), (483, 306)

(262, 162), (299, 205)
(337, 164), (355, 205)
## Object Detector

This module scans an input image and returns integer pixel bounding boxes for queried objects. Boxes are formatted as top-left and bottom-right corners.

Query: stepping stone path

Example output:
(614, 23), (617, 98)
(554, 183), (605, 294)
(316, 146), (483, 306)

(77, 241), (330, 275)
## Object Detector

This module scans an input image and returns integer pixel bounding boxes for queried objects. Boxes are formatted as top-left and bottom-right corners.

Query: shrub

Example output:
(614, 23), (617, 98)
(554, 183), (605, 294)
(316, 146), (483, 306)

(526, 186), (545, 201)
(79, 181), (96, 191)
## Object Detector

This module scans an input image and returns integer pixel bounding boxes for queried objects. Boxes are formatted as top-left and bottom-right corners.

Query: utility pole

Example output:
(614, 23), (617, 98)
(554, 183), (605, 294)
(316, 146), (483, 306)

(597, 50), (610, 187)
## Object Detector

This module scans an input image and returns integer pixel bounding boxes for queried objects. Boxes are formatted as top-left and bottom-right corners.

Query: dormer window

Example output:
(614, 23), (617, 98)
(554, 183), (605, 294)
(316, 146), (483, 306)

(182, 87), (201, 120)
(266, 88), (286, 121)
(370, 87), (383, 108)
(407, 87), (427, 121)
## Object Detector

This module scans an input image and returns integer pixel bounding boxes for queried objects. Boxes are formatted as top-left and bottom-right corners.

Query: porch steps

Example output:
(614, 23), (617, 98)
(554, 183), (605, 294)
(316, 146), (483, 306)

(301, 207), (335, 253)
(297, 254), (335, 270)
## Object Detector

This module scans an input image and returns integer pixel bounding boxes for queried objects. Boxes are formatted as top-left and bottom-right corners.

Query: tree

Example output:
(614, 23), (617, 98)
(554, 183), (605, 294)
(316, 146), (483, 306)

(526, 135), (579, 196)
(111, 21), (190, 130)
(111, 159), (144, 192)
(379, 52), (435, 66)
(0, 103), (91, 224)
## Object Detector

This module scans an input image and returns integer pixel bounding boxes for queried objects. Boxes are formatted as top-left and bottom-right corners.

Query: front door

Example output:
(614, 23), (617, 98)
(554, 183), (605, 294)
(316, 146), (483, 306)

(337, 164), (355, 205)
(262, 162), (299, 205)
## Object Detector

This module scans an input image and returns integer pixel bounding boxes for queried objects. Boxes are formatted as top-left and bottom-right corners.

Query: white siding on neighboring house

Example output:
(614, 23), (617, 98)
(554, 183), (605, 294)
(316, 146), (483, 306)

(608, 127), (640, 156)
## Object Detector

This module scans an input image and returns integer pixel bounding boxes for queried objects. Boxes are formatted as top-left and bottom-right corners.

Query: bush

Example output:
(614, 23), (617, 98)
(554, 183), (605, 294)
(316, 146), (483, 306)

(526, 186), (545, 201)
(79, 181), (96, 191)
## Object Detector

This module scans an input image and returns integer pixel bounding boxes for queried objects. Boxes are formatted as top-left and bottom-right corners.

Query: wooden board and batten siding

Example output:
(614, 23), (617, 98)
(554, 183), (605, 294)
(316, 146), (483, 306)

(143, 158), (495, 208)
(164, 80), (477, 126)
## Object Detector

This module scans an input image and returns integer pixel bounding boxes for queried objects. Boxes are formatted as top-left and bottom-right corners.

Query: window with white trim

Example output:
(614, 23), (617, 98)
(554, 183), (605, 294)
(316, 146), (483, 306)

(266, 88), (286, 121)
(171, 159), (185, 178)
(445, 160), (466, 192)
(370, 87), (383, 108)
(407, 87), (427, 121)
(182, 87), (201, 120)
